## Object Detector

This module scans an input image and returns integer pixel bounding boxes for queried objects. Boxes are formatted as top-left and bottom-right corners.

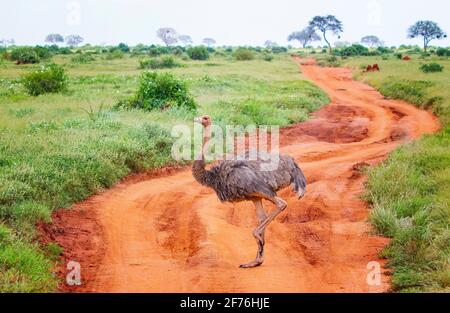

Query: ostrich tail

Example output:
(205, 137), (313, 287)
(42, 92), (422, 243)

(292, 162), (307, 199)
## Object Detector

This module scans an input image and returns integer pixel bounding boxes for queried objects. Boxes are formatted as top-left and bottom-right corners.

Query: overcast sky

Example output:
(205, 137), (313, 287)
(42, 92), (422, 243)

(1, 0), (449, 47)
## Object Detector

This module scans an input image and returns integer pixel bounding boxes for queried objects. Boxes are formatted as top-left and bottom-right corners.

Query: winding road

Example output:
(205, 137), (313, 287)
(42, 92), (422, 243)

(45, 58), (439, 292)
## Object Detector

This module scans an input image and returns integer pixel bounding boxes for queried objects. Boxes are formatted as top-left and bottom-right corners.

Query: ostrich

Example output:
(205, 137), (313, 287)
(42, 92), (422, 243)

(192, 115), (307, 268)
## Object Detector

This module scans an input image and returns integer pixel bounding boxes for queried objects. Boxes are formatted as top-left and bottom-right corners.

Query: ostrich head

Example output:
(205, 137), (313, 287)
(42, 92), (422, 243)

(194, 115), (212, 128)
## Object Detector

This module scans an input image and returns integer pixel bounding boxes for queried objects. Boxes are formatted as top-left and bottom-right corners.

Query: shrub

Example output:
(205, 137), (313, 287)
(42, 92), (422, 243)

(270, 46), (288, 54)
(334, 44), (369, 57)
(436, 47), (450, 57)
(187, 46), (209, 60)
(58, 47), (72, 55)
(395, 53), (403, 59)
(104, 50), (124, 60)
(33, 46), (53, 60)
(139, 56), (179, 69)
(419, 63), (444, 73)
(234, 48), (254, 61)
(263, 54), (274, 62)
(22, 64), (68, 96)
(11, 47), (40, 64)
(116, 71), (196, 111)
(71, 53), (95, 64)
(117, 43), (130, 53)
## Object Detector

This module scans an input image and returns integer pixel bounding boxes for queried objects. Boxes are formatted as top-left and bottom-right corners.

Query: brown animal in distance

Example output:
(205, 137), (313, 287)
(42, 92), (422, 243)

(192, 115), (307, 268)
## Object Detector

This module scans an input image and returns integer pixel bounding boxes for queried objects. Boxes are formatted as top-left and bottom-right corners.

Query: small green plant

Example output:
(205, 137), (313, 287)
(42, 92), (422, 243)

(186, 46), (209, 60)
(234, 48), (254, 61)
(419, 62), (444, 73)
(116, 71), (196, 111)
(139, 56), (179, 69)
(396, 53), (403, 59)
(22, 64), (68, 96)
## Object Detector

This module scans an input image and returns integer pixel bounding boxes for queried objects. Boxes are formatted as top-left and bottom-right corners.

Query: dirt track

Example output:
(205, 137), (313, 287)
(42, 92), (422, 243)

(43, 58), (439, 292)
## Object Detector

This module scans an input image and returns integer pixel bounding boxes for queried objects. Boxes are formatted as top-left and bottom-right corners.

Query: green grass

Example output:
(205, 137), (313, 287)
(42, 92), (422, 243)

(0, 52), (329, 292)
(343, 55), (450, 292)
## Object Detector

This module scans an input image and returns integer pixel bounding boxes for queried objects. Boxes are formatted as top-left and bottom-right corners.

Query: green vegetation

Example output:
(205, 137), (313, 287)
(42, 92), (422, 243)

(186, 46), (209, 60)
(139, 56), (180, 69)
(10, 47), (40, 64)
(344, 55), (450, 292)
(419, 62), (444, 73)
(117, 71), (196, 111)
(22, 64), (68, 96)
(0, 49), (329, 291)
(234, 48), (255, 61)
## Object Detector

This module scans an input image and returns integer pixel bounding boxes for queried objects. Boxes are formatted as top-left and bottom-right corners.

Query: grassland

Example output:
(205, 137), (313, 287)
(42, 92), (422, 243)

(343, 55), (450, 292)
(0, 52), (329, 292)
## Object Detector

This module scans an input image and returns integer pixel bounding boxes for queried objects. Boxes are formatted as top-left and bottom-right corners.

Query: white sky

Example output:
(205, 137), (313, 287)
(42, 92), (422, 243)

(1, 0), (449, 47)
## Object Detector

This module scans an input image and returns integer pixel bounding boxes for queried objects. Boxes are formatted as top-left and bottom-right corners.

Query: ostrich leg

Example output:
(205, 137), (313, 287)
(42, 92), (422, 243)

(240, 199), (267, 268)
(255, 196), (287, 237)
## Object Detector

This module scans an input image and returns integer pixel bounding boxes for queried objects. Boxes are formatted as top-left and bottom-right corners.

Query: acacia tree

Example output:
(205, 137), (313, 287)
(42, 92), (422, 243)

(288, 26), (320, 48)
(407, 20), (447, 52)
(361, 35), (381, 48)
(202, 38), (216, 47)
(0, 38), (15, 47)
(65, 34), (84, 47)
(178, 35), (193, 46)
(45, 33), (64, 45)
(264, 40), (278, 48)
(156, 27), (178, 46)
(309, 15), (343, 53)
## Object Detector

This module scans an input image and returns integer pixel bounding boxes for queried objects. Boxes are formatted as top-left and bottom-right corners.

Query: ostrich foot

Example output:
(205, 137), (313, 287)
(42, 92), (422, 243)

(239, 259), (263, 268)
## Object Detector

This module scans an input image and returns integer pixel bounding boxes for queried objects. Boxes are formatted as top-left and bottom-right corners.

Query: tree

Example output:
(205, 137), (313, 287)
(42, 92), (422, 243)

(45, 33), (64, 45)
(264, 40), (277, 48)
(202, 38), (216, 47)
(65, 34), (84, 47)
(407, 20), (447, 52)
(0, 38), (15, 47)
(178, 35), (193, 46)
(361, 35), (381, 48)
(309, 15), (343, 53)
(156, 27), (178, 46)
(288, 26), (321, 48)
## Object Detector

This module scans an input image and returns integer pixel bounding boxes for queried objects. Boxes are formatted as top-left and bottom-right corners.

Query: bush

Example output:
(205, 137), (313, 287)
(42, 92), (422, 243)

(419, 63), (444, 73)
(71, 53), (95, 64)
(234, 48), (254, 61)
(334, 44), (369, 57)
(104, 50), (124, 60)
(22, 64), (68, 96)
(58, 47), (72, 55)
(263, 54), (274, 62)
(116, 71), (196, 111)
(139, 56), (179, 69)
(33, 46), (53, 60)
(187, 46), (209, 60)
(436, 47), (450, 57)
(117, 43), (130, 53)
(270, 46), (288, 54)
(11, 47), (40, 64)
(396, 53), (403, 59)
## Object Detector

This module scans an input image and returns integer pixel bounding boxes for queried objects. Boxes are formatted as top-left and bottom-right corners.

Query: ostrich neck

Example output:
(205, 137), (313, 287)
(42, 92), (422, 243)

(192, 125), (213, 186)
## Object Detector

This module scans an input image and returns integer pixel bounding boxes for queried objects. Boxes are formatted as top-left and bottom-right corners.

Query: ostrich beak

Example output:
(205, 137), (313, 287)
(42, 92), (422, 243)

(194, 117), (202, 124)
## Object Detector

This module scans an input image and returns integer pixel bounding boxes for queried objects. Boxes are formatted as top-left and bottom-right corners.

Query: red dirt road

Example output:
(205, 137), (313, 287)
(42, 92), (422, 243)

(43, 58), (439, 292)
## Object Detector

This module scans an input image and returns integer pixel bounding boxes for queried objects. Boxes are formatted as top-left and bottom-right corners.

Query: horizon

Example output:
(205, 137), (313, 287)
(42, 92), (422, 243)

(1, 0), (450, 47)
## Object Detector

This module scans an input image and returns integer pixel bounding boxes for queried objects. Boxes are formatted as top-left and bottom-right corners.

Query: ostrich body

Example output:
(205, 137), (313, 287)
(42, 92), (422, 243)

(192, 115), (307, 268)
